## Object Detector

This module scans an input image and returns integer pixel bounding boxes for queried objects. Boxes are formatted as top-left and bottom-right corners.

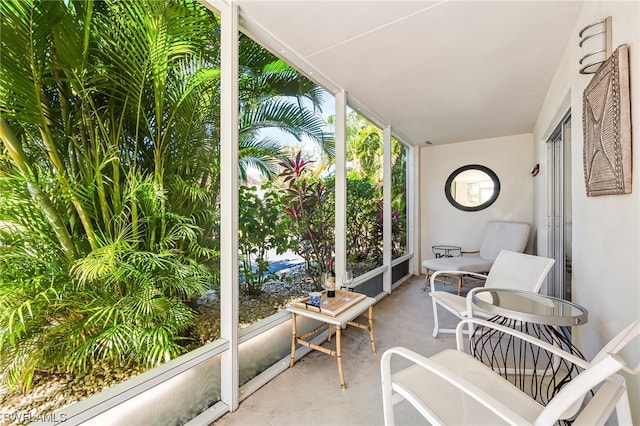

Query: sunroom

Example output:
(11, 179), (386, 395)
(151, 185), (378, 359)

(0, 0), (638, 425)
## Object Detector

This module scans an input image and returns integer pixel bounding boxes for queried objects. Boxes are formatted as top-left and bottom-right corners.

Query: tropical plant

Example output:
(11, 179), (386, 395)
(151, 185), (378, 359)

(0, 0), (221, 390)
(238, 183), (295, 295)
(342, 114), (407, 264)
(345, 175), (383, 263)
(279, 152), (334, 285)
(391, 138), (407, 258)
(0, 0), (332, 392)
(235, 34), (334, 293)
(346, 110), (384, 180)
(237, 35), (334, 181)
(344, 111), (384, 269)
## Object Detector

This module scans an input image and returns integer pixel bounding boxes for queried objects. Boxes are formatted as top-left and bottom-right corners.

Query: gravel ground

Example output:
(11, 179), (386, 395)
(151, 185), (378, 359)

(191, 264), (318, 343)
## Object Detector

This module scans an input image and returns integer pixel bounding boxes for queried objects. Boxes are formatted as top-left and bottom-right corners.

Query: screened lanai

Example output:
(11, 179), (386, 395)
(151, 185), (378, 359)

(1, 0), (639, 425)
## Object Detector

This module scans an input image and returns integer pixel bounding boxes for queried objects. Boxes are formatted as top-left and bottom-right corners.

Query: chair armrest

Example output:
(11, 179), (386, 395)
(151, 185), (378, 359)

(429, 270), (488, 293)
(461, 250), (480, 256)
(571, 375), (627, 426)
(381, 347), (532, 425)
(455, 319), (590, 370)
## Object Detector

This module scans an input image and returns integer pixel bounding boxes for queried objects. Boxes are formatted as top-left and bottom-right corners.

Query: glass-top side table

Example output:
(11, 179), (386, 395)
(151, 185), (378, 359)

(472, 289), (588, 326)
(431, 244), (461, 258)
(469, 289), (589, 405)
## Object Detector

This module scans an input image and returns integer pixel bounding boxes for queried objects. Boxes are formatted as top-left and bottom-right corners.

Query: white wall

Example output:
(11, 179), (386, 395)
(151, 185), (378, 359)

(533, 1), (640, 422)
(419, 134), (534, 264)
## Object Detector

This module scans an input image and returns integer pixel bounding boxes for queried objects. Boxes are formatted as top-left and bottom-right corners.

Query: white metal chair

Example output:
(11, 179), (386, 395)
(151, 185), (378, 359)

(381, 318), (640, 426)
(430, 250), (555, 337)
(422, 221), (531, 294)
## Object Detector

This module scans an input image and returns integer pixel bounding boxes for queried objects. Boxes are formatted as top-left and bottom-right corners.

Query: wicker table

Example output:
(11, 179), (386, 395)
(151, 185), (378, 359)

(287, 291), (376, 389)
(432, 244), (462, 258)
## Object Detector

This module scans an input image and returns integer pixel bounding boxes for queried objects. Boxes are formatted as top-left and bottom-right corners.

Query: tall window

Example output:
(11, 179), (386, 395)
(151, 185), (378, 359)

(345, 108), (384, 276)
(0, 0), (222, 419)
(391, 138), (408, 259)
(236, 34), (335, 385)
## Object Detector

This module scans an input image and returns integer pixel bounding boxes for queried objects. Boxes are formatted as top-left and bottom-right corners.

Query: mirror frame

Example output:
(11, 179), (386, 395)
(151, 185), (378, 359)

(445, 164), (500, 212)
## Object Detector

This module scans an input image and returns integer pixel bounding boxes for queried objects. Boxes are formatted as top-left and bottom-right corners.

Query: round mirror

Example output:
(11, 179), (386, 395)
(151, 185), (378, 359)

(445, 164), (500, 211)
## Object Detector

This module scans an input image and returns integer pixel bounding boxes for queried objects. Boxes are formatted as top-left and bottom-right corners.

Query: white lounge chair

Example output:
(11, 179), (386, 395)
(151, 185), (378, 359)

(429, 249), (554, 337)
(381, 318), (640, 426)
(422, 220), (531, 294)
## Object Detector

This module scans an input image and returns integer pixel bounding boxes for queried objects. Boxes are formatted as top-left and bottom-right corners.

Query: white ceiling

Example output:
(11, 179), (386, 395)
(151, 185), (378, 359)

(236, 0), (583, 146)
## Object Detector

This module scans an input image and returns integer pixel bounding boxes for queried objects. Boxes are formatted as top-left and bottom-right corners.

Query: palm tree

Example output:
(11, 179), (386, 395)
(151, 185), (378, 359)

(0, 0), (221, 390)
(237, 34), (334, 181)
(343, 112), (384, 265)
(0, 0), (332, 391)
(346, 110), (383, 181)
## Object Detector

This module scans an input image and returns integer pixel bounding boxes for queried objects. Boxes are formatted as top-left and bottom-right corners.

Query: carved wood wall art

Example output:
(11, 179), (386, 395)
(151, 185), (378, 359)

(583, 44), (632, 196)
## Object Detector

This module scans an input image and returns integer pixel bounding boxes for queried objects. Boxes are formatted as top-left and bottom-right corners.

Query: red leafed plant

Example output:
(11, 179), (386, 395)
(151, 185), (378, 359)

(279, 152), (333, 286)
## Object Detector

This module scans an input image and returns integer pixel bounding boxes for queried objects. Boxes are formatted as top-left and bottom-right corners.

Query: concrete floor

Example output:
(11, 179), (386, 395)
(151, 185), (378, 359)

(212, 275), (464, 426)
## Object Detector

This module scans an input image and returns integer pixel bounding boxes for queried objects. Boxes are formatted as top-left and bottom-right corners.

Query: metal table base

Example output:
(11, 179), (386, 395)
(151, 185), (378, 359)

(471, 289), (588, 406)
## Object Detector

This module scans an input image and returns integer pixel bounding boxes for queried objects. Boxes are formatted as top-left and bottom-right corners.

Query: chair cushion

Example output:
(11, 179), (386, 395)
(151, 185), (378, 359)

(431, 291), (468, 315)
(431, 291), (491, 318)
(483, 251), (554, 291)
(479, 221), (531, 261)
(422, 256), (493, 273)
(391, 350), (543, 425)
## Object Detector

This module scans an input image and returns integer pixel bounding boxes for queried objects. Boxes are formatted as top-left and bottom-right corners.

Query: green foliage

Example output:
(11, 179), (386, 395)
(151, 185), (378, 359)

(0, 166), (212, 390)
(238, 184), (295, 295)
(279, 152), (334, 285)
(237, 35), (334, 181)
(345, 175), (383, 263)
(345, 111), (384, 268)
(0, 0), (332, 391)
(343, 112), (408, 264)
(391, 139), (408, 258)
(346, 111), (383, 180)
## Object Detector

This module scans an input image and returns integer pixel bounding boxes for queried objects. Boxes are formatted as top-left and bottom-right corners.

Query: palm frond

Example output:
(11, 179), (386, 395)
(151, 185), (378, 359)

(237, 134), (285, 180)
(242, 98), (334, 155)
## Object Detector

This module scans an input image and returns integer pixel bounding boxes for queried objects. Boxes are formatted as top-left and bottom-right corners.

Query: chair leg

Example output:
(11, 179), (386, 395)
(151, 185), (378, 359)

(381, 351), (396, 426)
(457, 275), (462, 296)
(422, 270), (431, 291)
(615, 389), (632, 425)
(432, 296), (439, 338)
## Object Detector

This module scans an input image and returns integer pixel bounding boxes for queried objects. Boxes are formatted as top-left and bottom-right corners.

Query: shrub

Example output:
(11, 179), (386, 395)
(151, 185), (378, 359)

(238, 183), (295, 295)
(279, 152), (334, 286)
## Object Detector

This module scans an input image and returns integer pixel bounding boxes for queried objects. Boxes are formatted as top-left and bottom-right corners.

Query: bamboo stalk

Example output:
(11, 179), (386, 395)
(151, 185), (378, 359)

(0, 118), (78, 259)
